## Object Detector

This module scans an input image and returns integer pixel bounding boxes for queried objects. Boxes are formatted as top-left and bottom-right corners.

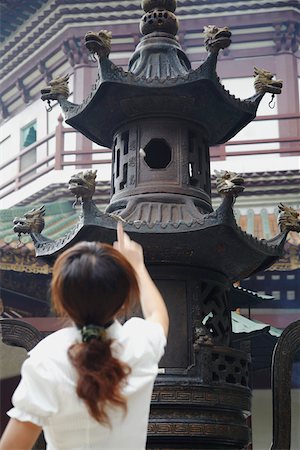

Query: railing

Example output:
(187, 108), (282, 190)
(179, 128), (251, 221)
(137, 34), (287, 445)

(210, 113), (300, 160)
(0, 115), (112, 200)
(0, 113), (299, 200)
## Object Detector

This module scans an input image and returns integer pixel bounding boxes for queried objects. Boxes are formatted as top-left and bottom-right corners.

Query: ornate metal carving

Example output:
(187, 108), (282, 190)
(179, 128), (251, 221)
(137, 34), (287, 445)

(195, 281), (232, 347)
(215, 170), (245, 197)
(13, 205), (46, 237)
(142, 0), (177, 12)
(151, 385), (249, 409)
(211, 347), (250, 387)
(68, 169), (97, 202)
(0, 319), (43, 351)
(193, 324), (213, 350)
(203, 25), (232, 54)
(150, 375), (251, 448)
(140, 9), (178, 36)
(277, 203), (300, 233)
(41, 74), (70, 103)
(0, 319), (46, 449)
(140, 0), (178, 36)
(271, 320), (300, 450)
(84, 30), (112, 59)
(254, 67), (283, 95)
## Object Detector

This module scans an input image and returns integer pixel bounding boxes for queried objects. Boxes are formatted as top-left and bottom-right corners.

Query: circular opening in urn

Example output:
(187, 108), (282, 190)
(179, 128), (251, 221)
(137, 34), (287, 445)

(144, 138), (172, 169)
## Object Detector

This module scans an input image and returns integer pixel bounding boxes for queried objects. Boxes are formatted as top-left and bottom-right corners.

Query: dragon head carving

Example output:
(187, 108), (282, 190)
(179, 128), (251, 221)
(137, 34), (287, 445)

(215, 170), (245, 197)
(41, 74), (70, 102)
(68, 170), (97, 201)
(193, 324), (213, 351)
(13, 205), (46, 236)
(254, 67), (283, 95)
(278, 203), (300, 233)
(84, 30), (112, 58)
(203, 25), (231, 53)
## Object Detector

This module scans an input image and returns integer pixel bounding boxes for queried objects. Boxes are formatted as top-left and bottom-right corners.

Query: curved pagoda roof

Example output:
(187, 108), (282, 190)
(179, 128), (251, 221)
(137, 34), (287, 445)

(54, 1), (264, 148)
(60, 50), (262, 148)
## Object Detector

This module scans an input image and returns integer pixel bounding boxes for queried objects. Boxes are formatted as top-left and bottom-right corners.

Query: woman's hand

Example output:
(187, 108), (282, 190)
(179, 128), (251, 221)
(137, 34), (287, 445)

(113, 222), (144, 271)
(113, 222), (169, 336)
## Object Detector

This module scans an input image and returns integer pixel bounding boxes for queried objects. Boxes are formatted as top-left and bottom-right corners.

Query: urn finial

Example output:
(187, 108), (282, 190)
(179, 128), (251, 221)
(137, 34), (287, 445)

(140, 0), (178, 36)
(142, 0), (177, 12)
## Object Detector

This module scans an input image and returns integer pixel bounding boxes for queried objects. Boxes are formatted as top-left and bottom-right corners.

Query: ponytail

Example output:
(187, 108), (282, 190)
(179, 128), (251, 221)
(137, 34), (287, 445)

(68, 338), (130, 425)
(51, 241), (139, 426)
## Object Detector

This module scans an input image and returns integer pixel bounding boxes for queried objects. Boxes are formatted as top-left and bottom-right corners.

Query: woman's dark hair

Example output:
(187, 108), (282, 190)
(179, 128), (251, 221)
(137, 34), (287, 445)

(51, 241), (140, 425)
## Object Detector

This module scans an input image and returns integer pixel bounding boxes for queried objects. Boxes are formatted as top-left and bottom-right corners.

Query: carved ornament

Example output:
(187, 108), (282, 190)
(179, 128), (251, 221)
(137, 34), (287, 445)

(41, 74), (70, 103)
(13, 205), (46, 237)
(68, 169), (97, 201)
(254, 67), (283, 95)
(193, 325), (213, 350)
(203, 25), (232, 53)
(277, 203), (300, 233)
(142, 0), (177, 12)
(84, 30), (112, 59)
(215, 170), (245, 197)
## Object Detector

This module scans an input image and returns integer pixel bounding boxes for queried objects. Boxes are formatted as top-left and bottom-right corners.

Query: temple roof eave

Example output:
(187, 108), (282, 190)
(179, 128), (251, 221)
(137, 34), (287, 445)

(60, 59), (262, 147)
(26, 212), (287, 282)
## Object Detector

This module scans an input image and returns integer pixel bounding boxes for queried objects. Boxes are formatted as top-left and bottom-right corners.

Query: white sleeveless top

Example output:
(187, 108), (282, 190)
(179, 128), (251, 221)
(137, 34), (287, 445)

(8, 318), (166, 450)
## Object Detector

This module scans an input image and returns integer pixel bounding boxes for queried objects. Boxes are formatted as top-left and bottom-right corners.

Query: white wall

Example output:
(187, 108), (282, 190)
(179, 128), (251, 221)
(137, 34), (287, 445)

(211, 77), (300, 175)
(252, 389), (300, 450)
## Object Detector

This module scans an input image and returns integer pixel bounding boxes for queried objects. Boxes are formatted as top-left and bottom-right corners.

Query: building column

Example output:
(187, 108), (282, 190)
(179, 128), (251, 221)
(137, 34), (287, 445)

(273, 23), (300, 155)
(73, 63), (97, 166)
(63, 37), (97, 167)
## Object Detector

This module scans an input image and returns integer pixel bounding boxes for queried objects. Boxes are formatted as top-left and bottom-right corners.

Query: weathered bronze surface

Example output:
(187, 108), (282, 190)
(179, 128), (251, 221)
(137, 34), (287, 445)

(41, 74), (70, 101)
(7, 0), (299, 448)
(271, 320), (300, 450)
(254, 67), (283, 95)
(277, 203), (300, 233)
(0, 319), (43, 351)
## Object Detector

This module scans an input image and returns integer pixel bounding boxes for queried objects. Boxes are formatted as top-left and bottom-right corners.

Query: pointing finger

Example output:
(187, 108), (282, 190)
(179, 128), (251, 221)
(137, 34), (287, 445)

(117, 222), (124, 248)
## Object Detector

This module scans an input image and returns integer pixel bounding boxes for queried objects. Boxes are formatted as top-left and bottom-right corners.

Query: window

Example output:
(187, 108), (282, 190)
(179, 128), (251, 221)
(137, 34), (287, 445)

(287, 274), (295, 280)
(271, 274), (280, 280)
(272, 291), (280, 300)
(20, 121), (37, 180)
(21, 121), (37, 148)
(256, 275), (265, 280)
(287, 291), (295, 301)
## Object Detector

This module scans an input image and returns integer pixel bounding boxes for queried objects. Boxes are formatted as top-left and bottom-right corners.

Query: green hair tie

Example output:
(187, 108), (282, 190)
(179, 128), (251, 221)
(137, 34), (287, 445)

(81, 324), (106, 343)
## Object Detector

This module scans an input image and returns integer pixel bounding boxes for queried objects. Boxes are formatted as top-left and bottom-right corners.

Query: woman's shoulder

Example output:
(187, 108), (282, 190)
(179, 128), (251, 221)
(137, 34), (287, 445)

(120, 318), (166, 362)
(29, 326), (80, 362)
(122, 317), (165, 337)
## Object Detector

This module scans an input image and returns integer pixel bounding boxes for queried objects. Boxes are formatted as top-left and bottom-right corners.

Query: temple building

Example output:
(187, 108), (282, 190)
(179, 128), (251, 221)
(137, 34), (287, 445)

(0, 1), (299, 449)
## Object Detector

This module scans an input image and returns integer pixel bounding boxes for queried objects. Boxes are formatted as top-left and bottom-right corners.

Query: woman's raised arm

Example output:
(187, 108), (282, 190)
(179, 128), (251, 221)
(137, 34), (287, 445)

(113, 223), (169, 336)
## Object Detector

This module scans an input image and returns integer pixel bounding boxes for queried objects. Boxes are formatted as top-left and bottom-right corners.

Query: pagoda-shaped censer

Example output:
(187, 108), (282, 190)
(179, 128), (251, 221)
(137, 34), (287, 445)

(13, 0), (300, 448)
